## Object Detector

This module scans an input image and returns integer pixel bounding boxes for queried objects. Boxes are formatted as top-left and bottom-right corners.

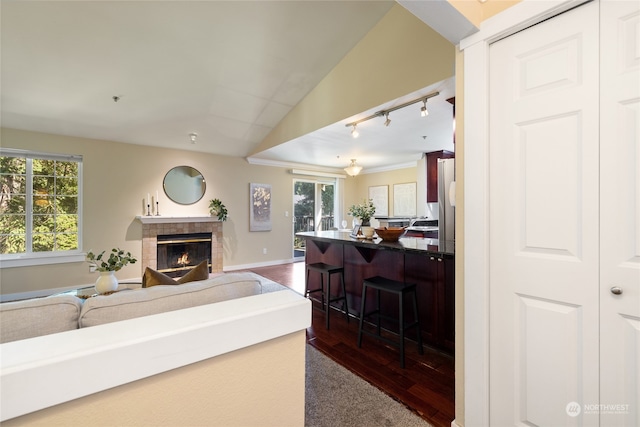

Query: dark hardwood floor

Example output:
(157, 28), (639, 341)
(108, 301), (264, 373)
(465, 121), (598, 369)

(247, 261), (455, 427)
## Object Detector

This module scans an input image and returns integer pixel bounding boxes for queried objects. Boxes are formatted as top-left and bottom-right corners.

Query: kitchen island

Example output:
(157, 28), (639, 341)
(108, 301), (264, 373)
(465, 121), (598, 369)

(297, 230), (454, 353)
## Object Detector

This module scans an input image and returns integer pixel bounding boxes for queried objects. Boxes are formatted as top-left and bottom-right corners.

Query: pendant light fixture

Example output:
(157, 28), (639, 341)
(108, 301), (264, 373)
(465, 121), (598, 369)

(344, 159), (363, 177)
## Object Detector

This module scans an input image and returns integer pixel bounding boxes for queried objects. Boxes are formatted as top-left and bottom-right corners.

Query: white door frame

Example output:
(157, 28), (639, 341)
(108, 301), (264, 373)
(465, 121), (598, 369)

(459, 1), (591, 425)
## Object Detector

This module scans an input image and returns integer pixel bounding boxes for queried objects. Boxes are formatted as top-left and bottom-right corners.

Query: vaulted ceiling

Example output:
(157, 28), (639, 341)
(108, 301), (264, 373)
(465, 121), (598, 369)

(1, 1), (465, 173)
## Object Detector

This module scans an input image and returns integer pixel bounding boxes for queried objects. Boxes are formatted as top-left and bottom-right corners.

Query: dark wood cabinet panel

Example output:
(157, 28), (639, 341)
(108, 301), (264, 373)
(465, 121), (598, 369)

(426, 150), (455, 202)
(405, 252), (454, 352)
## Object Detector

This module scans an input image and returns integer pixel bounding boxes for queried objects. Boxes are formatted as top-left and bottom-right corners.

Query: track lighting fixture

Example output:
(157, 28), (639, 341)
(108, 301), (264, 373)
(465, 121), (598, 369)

(351, 124), (359, 138)
(344, 91), (439, 136)
(344, 159), (363, 177)
(189, 133), (197, 144)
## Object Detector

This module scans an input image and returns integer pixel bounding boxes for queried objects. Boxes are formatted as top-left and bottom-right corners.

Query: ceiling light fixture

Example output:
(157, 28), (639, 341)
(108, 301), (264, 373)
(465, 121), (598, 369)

(344, 91), (439, 136)
(189, 133), (198, 144)
(344, 159), (363, 177)
(421, 100), (429, 117)
(351, 124), (359, 138)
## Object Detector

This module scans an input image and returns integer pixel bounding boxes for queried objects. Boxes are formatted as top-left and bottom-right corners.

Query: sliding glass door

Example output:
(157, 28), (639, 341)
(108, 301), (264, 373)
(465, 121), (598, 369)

(293, 180), (334, 259)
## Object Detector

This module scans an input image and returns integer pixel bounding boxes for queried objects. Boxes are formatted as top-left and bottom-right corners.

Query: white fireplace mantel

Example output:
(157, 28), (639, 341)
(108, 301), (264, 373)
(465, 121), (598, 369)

(135, 215), (220, 225)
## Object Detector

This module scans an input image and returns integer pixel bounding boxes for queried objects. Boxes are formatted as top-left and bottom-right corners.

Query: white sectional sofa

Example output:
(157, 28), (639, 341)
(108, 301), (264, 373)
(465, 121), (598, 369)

(0, 272), (311, 426)
(0, 272), (285, 343)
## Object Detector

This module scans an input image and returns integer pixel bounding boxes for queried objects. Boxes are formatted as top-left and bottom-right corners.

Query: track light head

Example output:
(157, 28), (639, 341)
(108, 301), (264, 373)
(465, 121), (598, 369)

(189, 133), (198, 144)
(421, 100), (429, 117)
(344, 91), (438, 136)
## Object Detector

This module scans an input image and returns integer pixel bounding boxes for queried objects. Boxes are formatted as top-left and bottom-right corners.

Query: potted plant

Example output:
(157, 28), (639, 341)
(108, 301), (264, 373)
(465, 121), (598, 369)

(348, 199), (376, 226)
(86, 248), (137, 294)
(209, 198), (228, 221)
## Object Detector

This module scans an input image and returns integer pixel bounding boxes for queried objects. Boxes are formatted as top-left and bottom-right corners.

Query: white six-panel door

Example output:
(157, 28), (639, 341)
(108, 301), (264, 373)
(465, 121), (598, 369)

(487, 1), (640, 425)
(489, 2), (600, 425)
(600, 1), (640, 425)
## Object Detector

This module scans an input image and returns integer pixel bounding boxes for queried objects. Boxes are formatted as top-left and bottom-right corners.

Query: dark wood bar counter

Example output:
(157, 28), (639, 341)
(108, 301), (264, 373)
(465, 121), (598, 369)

(297, 231), (455, 353)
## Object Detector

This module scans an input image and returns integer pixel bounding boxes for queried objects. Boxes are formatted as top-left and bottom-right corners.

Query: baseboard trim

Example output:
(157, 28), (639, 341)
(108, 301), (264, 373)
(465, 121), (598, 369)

(224, 258), (302, 271)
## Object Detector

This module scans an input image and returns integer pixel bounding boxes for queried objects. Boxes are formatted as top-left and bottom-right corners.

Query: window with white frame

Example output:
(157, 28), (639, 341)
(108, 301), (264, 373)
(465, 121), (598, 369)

(0, 149), (83, 264)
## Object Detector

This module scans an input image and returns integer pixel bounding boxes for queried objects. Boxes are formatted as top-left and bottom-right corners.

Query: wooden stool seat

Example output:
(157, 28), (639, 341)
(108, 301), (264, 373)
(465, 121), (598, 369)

(357, 275), (423, 368)
(305, 262), (349, 329)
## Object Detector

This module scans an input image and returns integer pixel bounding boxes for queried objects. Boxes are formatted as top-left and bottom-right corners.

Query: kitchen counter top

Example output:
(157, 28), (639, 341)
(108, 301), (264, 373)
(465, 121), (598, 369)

(296, 230), (454, 256)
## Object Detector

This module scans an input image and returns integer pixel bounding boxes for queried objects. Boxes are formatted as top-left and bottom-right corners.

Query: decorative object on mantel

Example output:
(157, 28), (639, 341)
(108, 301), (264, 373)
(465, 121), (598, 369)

(250, 183), (272, 231)
(86, 248), (137, 294)
(155, 190), (160, 216)
(208, 199), (228, 221)
(144, 191), (161, 216)
(145, 192), (152, 216)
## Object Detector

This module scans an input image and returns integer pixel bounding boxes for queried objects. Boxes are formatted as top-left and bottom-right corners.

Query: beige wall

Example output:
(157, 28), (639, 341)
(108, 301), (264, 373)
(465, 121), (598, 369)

(0, 128), (305, 295)
(345, 166), (419, 220)
(2, 331), (306, 427)
(449, 0), (521, 26)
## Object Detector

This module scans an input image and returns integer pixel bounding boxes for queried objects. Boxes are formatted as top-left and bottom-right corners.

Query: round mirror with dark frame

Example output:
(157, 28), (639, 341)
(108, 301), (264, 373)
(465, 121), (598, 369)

(163, 166), (206, 205)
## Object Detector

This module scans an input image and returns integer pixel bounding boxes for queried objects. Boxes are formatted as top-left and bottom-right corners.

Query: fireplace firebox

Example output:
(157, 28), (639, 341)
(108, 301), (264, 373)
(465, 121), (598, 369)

(156, 232), (212, 278)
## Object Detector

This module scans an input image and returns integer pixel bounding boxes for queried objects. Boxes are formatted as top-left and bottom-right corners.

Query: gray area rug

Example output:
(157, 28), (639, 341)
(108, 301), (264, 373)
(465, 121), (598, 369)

(305, 345), (432, 427)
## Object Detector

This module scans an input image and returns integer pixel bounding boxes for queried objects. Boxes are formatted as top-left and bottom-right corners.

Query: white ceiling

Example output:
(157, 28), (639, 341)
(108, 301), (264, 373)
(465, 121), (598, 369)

(1, 1), (455, 173)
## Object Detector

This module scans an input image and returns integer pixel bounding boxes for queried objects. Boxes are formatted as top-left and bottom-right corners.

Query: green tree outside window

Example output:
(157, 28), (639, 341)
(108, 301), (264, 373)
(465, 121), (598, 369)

(1, 151), (81, 255)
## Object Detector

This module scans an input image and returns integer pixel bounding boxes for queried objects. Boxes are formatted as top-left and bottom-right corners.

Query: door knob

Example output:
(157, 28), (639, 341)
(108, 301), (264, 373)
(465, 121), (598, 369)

(610, 286), (623, 295)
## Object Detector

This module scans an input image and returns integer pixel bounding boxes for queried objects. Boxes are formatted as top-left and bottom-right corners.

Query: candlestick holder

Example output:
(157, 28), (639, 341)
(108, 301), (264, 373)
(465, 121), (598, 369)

(146, 204), (151, 216)
(155, 201), (160, 216)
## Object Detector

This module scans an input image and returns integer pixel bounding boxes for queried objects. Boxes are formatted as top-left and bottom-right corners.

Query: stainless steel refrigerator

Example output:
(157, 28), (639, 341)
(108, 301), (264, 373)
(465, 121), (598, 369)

(438, 158), (455, 242)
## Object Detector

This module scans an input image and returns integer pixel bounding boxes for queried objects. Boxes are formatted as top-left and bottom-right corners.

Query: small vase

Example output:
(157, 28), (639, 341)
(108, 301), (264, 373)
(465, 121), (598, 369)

(361, 226), (375, 239)
(95, 271), (118, 294)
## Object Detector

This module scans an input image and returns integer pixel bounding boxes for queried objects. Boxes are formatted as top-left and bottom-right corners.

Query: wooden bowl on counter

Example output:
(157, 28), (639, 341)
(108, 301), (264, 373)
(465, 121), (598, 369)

(374, 227), (406, 242)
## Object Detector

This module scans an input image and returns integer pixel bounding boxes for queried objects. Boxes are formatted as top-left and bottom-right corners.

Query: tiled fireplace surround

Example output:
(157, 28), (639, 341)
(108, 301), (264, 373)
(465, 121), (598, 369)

(137, 216), (223, 274)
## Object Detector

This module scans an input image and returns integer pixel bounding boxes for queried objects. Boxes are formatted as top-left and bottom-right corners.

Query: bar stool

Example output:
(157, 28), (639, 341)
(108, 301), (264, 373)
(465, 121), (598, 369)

(357, 276), (423, 368)
(305, 262), (349, 329)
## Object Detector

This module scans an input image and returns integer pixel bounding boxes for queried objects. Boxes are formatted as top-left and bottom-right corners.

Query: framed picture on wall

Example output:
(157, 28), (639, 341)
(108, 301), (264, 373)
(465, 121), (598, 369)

(393, 182), (417, 217)
(250, 183), (272, 231)
(368, 185), (389, 217)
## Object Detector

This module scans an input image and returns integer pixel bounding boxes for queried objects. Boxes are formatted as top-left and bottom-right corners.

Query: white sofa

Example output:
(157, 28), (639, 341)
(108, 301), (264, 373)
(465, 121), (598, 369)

(0, 272), (311, 426)
(0, 272), (285, 343)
